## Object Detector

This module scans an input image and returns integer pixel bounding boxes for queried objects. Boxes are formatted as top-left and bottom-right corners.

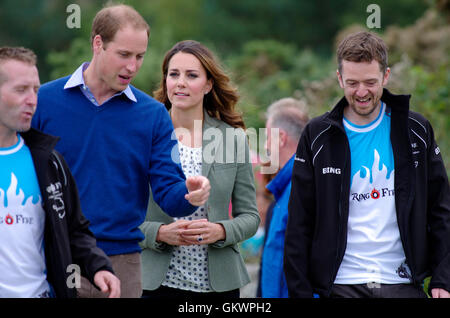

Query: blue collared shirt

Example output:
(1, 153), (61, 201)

(63, 62), (137, 106)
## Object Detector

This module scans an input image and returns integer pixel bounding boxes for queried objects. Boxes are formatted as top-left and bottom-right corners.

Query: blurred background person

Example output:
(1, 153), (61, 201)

(239, 152), (274, 262)
(260, 97), (309, 298)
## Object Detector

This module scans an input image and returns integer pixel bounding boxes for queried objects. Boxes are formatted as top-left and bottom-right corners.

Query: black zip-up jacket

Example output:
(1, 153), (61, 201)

(285, 89), (450, 297)
(21, 128), (113, 298)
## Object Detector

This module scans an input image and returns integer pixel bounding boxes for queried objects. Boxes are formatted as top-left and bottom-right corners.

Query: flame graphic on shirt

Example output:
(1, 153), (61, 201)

(0, 173), (41, 213)
(351, 149), (394, 187)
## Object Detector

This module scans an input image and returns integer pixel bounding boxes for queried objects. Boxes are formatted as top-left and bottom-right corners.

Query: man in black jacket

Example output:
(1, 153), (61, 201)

(0, 46), (120, 298)
(284, 31), (450, 298)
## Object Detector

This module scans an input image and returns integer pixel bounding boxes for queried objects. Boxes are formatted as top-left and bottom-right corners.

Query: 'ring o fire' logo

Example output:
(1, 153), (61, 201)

(1, 173), (42, 226)
(371, 188), (380, 199)
(5, 214), (14, 225)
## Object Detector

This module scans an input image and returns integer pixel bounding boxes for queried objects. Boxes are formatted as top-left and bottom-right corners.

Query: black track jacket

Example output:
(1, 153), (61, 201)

(285, 89), (450, 297)
(21, 128), (113, 298)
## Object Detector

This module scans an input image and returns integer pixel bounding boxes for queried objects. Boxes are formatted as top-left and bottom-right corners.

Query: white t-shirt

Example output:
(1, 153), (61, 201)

(0, 135), (50, 297)
(334, 102), (412, 285)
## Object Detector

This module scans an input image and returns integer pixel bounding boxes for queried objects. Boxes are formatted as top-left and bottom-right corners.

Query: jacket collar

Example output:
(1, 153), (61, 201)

(20, 128), (59, 151)
(266, 154), (295, 201)
(325, 88), (411, 128)
(202, 109), (221, 130)
(202, 109), (223, 177)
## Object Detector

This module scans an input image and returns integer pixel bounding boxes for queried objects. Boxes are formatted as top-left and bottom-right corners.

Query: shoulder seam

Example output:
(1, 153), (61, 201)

(51, 150), (68, 187)
(311, 124), (331, 150)
(408, 115), (427, 134)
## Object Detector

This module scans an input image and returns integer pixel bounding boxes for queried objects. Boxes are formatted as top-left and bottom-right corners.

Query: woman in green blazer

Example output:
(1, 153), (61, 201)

(140, 40), (260, 298)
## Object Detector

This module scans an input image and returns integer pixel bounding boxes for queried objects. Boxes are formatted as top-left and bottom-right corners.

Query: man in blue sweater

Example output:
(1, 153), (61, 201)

(260, 98), (308, 298)
(32, 4), (210, 298)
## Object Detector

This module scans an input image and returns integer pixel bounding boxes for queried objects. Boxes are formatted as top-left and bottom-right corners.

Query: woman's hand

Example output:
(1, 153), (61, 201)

(180, 219), (226, 245)
(157, 219), (203, 246)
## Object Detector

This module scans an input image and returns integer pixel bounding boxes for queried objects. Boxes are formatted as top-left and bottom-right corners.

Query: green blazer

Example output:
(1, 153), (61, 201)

(139, 112), (260, 292)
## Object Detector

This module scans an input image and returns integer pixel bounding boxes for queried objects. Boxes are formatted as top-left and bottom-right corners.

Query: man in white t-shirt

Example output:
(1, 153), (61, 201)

(0, 46), (120, 298)
(285, 31), (450, 298)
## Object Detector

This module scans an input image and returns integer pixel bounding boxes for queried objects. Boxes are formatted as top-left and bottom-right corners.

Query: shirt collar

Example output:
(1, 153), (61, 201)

(63, 62), (137, 103)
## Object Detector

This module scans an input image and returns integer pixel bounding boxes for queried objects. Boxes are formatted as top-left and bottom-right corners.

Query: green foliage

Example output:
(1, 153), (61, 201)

(1, 0), (446, 171)
(423, 276), (431, 298)
(46, 38), (92, 80)
(408, 63), (450, 174)
(0, 0), (86, 80)
(201, 0), (428, 55)
(384, 9), (450, 69)
(1, 0), (429, 81)
(228, 40), (335, 129)
(384, 7), (450, 175)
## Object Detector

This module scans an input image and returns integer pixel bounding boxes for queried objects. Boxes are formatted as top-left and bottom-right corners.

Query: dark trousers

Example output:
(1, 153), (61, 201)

(330, 283), (428, 298)
(142, 285), (240, 299)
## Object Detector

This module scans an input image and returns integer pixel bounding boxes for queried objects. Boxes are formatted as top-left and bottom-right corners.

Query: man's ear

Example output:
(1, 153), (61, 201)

(92, 35), (104, 54)
(382, 67), (391, 86)
(279, 129), (288, 147)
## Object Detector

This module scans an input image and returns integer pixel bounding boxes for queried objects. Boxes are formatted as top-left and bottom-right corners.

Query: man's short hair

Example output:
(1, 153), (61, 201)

(337, 31), (388, 73)
(90, 3), (150, 48)
(266, 97), (309, 142)
(0, 46), (37, 86)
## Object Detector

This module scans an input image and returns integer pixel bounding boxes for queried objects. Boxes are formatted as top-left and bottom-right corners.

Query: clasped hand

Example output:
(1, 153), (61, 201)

(157, 219), (226, 246)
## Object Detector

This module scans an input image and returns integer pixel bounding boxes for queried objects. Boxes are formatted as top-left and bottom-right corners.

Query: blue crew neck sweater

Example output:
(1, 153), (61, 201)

(33, 76), (196, 255)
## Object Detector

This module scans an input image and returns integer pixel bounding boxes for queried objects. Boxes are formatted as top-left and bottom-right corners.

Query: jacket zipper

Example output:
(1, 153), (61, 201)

(327, 124), (350, 296)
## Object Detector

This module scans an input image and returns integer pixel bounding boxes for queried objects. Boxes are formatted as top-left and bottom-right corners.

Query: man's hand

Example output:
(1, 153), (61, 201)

(431, 288), (450, 298)
(94, 270), (120, 298)
(185, 176), (210, 206)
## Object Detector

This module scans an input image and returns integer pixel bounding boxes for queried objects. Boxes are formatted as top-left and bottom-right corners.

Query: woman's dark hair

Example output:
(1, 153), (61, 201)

(154, 40), (245, 129)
